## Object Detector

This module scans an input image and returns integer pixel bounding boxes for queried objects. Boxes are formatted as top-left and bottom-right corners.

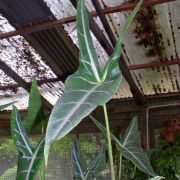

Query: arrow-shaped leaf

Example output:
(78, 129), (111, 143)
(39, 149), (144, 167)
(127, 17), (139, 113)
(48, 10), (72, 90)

(90, 115), (155, 176)
(44, 0), (142, 163)
(11, 106), (45, 180)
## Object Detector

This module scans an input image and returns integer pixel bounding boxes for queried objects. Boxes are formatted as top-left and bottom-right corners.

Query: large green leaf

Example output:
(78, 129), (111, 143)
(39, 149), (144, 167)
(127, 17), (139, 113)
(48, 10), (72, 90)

(44, 0), (143, 163)
(72, 141), (107, 180)
(23, 77), (44, 133)
(0, 102), (14, 111)
(11, 106), (45, 180)
(90, 116), (155, 176)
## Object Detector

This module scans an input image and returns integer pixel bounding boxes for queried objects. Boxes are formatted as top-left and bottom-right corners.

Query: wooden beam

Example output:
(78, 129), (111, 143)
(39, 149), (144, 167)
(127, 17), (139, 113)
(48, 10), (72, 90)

(129, 59), (180, 70)
(91, 0), (145, 105)
(0, 0), (176, 40)
(1, 58), (180, 91)
(0, 77), (63, 91)
(0, 61), (53, 110)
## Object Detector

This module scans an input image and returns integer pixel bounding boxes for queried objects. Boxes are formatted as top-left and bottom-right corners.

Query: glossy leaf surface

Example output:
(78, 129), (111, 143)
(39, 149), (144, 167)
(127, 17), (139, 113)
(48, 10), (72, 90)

(90, 116), (155, 176)
(11, 106), (44, 180)
(44, 0), (143, 163)
(44, 0), (123, 161)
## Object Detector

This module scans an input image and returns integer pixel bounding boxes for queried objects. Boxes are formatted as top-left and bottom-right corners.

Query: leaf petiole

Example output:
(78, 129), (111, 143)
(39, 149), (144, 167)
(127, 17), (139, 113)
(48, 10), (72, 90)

(103, 104), (115, 180)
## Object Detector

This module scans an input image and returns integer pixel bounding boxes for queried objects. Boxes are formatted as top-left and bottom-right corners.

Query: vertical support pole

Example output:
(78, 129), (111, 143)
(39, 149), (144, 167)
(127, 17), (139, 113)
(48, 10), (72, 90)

(140, 107), (148, 149)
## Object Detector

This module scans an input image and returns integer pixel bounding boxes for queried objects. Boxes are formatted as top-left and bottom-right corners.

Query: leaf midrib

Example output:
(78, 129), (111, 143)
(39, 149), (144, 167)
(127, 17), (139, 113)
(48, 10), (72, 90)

(80, 1), (101, 83)
(53, 85), (99, 140)
(15, 112), (33, 156)
(73, 149), (86, 180)
(25, 138), (44, 180)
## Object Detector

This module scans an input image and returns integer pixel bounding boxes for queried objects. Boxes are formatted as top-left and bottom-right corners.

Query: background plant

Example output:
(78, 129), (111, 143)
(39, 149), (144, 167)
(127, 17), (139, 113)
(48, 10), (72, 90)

(151, 132), (180, 179)
(10, 78), (46, 180)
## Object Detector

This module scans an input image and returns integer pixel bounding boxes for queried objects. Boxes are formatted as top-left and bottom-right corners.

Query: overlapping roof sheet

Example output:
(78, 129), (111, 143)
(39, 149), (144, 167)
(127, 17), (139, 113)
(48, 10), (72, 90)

(0, 0), (180, 110)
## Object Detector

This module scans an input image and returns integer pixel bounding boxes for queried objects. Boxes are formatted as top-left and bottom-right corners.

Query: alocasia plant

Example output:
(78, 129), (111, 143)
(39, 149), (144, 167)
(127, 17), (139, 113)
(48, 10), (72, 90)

(10, 78), (46, 180)
(11, 106), (45, 180)
(90, 116), (155, 177)
(44, 0), (143, 169)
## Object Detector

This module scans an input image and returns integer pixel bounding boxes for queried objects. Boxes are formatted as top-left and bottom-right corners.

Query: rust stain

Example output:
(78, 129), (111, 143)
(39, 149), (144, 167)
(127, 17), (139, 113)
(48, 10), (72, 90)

(152, 84), (158, 94)
(122, 44), (131, 64)
(132, 72), (144, 93)
(133, 7), (164, 58)
(167, 5), (179, 59)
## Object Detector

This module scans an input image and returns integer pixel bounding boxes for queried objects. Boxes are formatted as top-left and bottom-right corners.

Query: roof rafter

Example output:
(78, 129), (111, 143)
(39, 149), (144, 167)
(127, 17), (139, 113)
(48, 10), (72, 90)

(0, 77), (63, 91)
(1, 58), (180, 91)
(0, 60), (53, 110)
(129, 59), (180, 70)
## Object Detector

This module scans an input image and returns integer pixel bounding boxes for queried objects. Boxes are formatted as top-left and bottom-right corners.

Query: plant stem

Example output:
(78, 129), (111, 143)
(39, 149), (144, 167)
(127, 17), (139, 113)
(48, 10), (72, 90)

(119, 153), (122, 180)
(103, 104), (115, 180)
(132, 165), (136, 179)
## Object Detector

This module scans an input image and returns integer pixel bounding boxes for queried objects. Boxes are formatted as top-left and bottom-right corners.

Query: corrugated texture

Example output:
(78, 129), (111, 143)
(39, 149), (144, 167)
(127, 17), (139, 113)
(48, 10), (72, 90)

(0, 81), (64, 110)
(0, 15), (56, 83)
(0, 0), (78, 110)
(44, 0), (180, 98)
(0, 0), (180, 111)
(0, 0), (79, 77)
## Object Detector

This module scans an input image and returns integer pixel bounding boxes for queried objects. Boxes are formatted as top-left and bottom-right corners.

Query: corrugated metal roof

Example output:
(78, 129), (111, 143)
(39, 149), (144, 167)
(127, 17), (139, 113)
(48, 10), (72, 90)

(0, 81), (64, 110)
(0, 0), (77, 110)
(0, 0), (180, 110)
(44, 0), (180, 98)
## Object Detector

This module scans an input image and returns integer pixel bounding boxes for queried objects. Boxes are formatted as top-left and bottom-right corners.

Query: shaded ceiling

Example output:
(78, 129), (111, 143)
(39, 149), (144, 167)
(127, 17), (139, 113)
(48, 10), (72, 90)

(0, 0), (180, 110)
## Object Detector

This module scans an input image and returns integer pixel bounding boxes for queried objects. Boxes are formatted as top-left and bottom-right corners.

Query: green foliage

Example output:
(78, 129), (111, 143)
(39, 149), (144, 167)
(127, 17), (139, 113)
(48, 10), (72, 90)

(151, 140), (180, 180)
(0, 139), (18, 159)
(90, 116), (155, 176)
(45, 0), (121, 163)
(44, 0), (143, 165)
(72, 141), (107, 179)
(11, 106), (45, 180)
(0, 166), (17, 180)
(23, 77), (45, 133)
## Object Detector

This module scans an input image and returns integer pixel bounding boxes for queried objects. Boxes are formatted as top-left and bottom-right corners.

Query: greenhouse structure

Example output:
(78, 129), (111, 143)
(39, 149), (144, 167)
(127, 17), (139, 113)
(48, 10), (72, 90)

(0, 0), (179, 179)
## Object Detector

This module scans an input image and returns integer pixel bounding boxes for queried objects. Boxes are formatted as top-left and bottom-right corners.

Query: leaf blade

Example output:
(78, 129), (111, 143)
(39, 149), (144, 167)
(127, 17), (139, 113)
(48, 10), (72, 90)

(90, 115), (155, 176)
(77, 0), (101, 82)
(23, 77), (44, 133)
(11, 106), (44, 180)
